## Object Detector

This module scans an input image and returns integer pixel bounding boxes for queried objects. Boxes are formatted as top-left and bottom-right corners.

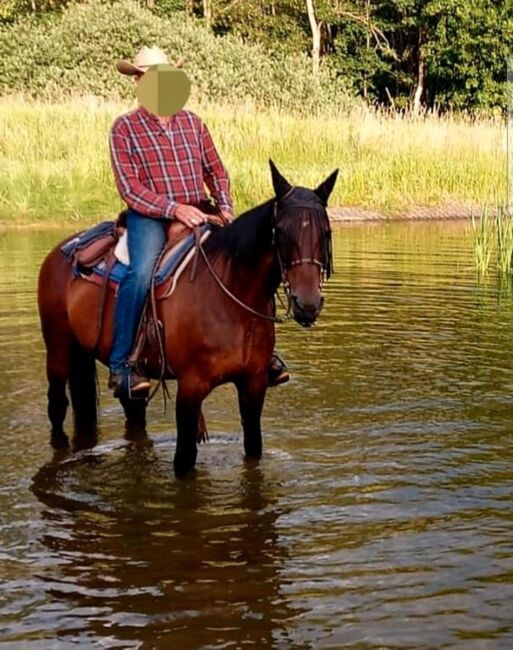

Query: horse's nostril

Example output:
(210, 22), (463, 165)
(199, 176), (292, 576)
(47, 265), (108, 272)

(292, 295), (321, 315)
(291, 295), (303, 310)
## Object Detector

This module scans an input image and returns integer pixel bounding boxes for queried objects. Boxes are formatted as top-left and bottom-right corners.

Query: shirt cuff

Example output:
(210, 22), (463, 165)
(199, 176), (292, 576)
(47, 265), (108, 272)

(164, 201), (177, 219)
(217, 196), (233, 214)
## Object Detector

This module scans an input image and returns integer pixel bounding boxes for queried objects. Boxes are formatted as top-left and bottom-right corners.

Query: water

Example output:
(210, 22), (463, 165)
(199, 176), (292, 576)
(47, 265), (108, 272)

(1, 222), (513, 649)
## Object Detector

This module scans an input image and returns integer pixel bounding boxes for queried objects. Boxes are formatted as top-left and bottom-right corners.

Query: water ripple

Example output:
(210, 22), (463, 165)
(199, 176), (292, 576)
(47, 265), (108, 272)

(1, 224), (513, 648)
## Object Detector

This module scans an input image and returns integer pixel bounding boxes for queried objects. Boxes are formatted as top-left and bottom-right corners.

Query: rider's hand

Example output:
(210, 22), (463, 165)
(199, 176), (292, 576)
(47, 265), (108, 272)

(173, 203), (209, 229)
(220, 210), (234, 224)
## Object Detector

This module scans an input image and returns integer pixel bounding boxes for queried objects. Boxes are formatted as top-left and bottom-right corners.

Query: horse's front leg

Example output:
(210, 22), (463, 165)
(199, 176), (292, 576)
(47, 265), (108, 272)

(174, 379), (208, 478)
(236, 373), (268, 460)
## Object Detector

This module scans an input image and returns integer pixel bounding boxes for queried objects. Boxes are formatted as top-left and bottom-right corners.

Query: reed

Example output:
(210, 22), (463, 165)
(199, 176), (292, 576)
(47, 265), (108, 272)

(0, 96), (506, 225)
(472, 208), (493, 276)
(472, 205), (513, 278)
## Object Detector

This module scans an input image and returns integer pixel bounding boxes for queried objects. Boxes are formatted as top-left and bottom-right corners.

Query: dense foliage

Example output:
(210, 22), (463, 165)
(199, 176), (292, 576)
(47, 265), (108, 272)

(0, 0), (348, 112)
(1, 0), (512, 112)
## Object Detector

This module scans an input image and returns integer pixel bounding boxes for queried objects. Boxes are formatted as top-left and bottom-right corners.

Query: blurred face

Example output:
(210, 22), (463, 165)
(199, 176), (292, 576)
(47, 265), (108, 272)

(135, 64), (191, 117)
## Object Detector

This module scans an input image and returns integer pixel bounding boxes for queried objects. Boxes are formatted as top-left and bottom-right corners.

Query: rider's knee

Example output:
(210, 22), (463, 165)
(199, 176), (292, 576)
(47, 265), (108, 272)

(128, 261), (154, 285)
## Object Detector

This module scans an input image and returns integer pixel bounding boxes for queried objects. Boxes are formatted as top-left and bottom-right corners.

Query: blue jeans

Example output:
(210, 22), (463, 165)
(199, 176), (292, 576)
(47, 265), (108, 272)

(109, 209), (167, 372)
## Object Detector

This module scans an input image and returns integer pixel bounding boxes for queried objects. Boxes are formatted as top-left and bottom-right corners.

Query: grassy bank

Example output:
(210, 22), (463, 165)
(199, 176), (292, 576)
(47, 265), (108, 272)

(0, 97), (506, 225)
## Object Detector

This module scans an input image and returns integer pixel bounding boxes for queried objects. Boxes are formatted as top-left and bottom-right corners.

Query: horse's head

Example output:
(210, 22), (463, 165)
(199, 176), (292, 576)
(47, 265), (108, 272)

(270, 159), (338, 327)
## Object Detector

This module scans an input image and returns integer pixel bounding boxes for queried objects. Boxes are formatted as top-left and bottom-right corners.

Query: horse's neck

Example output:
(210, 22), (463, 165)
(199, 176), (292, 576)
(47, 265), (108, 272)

(209, 204), (280, 305)
(228, 250), (277, 302)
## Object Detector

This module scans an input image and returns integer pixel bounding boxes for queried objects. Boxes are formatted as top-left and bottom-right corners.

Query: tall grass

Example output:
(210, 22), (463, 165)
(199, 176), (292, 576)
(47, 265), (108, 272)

(472, 206), (513, 278)
(472, 208), (493, 275)
(0, 96), (506, 225)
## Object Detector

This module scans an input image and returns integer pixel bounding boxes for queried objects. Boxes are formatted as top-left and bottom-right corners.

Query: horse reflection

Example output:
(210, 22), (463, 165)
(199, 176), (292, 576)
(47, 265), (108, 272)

(31, 445), (308, 648)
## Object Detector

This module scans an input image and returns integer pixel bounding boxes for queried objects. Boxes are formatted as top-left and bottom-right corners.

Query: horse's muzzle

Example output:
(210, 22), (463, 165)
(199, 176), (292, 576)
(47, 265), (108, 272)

(291, 295), (324, 327)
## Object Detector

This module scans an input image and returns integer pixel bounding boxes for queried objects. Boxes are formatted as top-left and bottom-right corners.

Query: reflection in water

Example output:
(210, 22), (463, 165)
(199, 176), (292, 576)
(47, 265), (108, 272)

(1, 223), (513, 648)
(29, 438), (300, 648)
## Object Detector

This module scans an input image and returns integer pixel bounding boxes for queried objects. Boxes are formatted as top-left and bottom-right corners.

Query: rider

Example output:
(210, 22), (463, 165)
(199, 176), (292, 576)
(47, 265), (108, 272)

(108, 46), (289, 396)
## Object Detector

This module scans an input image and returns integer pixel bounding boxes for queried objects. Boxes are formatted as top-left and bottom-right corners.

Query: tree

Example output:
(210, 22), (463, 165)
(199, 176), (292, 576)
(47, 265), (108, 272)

(305, 0), (321, 75)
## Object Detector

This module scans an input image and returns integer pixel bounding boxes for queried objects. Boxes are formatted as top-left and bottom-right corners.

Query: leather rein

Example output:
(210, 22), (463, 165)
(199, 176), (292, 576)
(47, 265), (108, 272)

(193, 187), (330, 324)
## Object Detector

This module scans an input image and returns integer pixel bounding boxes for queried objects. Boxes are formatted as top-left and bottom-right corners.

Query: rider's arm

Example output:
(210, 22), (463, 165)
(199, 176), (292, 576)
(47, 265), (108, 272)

(109, 123), (176, 219)
(199, 121), (233, 217)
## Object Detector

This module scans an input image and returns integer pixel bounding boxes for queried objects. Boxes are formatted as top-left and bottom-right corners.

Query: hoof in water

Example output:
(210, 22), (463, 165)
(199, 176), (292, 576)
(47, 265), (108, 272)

(173, 454), (198, 479)
(50, 430), (69, 450)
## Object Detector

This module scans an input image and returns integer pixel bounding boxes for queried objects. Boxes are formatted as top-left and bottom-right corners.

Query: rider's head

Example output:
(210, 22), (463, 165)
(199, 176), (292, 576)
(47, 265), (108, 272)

(116, 47), (189, 117)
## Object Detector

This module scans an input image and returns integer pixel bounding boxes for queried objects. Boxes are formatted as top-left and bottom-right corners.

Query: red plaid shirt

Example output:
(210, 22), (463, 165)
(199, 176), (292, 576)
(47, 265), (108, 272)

(109, 106), (233, 219)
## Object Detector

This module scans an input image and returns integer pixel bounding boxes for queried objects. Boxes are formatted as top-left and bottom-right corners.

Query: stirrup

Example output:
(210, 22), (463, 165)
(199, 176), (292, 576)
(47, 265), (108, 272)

(128, 367), (151, 400)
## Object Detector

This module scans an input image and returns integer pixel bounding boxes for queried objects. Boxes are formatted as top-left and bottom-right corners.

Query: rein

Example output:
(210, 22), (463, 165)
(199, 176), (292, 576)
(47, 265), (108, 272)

(193, 187), (330, 323)
(196, 241), (289, 323)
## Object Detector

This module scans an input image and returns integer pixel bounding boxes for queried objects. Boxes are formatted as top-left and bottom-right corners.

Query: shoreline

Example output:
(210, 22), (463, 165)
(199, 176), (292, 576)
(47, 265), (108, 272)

(328, 201), (491, 223)
(0, 203), (489, 231)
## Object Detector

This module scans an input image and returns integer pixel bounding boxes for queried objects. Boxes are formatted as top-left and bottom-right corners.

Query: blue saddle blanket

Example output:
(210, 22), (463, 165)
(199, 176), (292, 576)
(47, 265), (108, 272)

(61, 221), (210, 286)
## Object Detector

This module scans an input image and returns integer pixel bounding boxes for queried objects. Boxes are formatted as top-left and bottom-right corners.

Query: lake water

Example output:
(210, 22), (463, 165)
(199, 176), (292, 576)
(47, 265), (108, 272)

(1, 222), (513, 649)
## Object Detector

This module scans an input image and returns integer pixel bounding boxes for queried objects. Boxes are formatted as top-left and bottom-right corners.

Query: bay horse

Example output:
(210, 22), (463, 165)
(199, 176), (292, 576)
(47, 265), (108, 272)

(38, 160), (338, 477)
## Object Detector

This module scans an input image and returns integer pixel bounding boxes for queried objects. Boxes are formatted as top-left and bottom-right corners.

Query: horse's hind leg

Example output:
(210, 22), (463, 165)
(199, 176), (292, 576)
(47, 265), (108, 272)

(47, 376), (69, 448)
(44, 336), (71, 448)
(68, 338), (98, 448)
(236, 374), (268, 460)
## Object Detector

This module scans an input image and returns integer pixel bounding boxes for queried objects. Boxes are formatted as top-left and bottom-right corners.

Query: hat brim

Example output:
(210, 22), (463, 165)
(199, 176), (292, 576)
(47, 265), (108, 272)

(116, 60), (146, 76)
(116, 57), (187, 76)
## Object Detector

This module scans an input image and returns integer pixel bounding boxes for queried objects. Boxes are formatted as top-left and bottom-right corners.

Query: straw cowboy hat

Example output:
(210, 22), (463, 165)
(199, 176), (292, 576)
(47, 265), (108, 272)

(116, 46), (186, 76)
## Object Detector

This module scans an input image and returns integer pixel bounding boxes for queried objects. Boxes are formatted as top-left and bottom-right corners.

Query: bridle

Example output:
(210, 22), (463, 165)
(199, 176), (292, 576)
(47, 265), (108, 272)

(197, 188), (332, 323)
(271, 186), (332, 301)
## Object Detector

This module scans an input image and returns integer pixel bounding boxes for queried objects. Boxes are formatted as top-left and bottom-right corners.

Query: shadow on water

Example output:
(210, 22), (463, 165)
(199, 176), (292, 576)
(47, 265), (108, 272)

(28, 435), (305, 649)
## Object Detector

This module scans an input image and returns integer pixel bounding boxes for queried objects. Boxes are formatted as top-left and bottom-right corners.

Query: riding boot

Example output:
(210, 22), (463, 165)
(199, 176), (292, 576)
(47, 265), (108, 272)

(108, 367), (151, 398)
(268, 351), (290, 386)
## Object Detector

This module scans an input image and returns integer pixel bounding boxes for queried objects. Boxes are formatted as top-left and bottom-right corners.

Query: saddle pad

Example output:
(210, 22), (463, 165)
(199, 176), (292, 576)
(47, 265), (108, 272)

(87, 223), (211, 287)
(61, 221), (116, 260)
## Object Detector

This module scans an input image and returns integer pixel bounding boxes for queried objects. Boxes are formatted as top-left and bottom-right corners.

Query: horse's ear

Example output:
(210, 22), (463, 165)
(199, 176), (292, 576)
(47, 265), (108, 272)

(269, 159), (293, 199)
(314, 169), (339, 205)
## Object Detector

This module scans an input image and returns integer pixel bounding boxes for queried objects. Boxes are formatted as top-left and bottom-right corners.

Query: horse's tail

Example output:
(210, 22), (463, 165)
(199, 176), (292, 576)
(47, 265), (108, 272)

(69, 338), (98, 438)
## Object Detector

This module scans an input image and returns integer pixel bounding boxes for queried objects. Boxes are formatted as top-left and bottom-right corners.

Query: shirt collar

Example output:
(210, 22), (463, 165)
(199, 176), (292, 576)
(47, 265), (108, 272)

(138, 105), (180, 130)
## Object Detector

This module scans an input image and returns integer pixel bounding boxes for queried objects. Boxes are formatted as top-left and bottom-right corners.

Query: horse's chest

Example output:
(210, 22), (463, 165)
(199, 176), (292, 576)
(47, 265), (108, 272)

(242, 319), (272, 367)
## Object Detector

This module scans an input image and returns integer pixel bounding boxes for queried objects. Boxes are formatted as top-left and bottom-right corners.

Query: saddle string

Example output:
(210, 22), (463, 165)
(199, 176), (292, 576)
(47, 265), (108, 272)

(145, 245), (175, 406)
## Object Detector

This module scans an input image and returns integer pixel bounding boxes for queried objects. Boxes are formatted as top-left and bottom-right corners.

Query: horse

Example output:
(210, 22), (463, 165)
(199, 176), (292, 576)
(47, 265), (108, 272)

(38, 160), (338, 477)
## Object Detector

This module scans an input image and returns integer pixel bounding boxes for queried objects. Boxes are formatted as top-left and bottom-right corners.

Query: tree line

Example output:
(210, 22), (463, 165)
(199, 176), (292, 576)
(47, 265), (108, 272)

(2, 0), (512, 113)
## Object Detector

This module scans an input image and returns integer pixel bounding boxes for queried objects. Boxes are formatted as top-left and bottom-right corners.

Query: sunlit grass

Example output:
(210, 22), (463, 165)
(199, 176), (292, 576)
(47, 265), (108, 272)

(0, 95), (506, 225)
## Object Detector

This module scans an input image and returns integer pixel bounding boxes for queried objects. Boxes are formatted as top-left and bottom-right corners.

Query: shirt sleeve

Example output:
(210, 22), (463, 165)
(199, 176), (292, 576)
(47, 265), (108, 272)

(200, 121), (233, 215)
(109, 121), (176, 219)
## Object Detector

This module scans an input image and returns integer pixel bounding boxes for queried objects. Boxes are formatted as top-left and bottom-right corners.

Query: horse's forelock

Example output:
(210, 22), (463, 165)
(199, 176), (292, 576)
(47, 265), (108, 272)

(275, 201), (333, 277)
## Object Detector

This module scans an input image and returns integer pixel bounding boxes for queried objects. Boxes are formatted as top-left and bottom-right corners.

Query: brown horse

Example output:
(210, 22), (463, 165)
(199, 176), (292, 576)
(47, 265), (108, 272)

(38, 161), (338, 477)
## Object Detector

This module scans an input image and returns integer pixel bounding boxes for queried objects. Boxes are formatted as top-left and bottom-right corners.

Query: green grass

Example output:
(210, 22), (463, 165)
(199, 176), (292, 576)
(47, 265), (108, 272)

(472, 205), (513, 278)
(0, 96), (507, 225)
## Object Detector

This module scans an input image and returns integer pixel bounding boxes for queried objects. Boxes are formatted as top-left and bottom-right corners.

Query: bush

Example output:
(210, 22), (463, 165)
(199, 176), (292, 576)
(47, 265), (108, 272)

(0, 0), (352, 112)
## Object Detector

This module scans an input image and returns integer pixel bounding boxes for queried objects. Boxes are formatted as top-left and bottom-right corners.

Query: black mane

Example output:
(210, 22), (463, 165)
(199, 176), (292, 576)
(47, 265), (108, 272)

(204, 198), (275, 264)
(205, 188), (333, 278)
